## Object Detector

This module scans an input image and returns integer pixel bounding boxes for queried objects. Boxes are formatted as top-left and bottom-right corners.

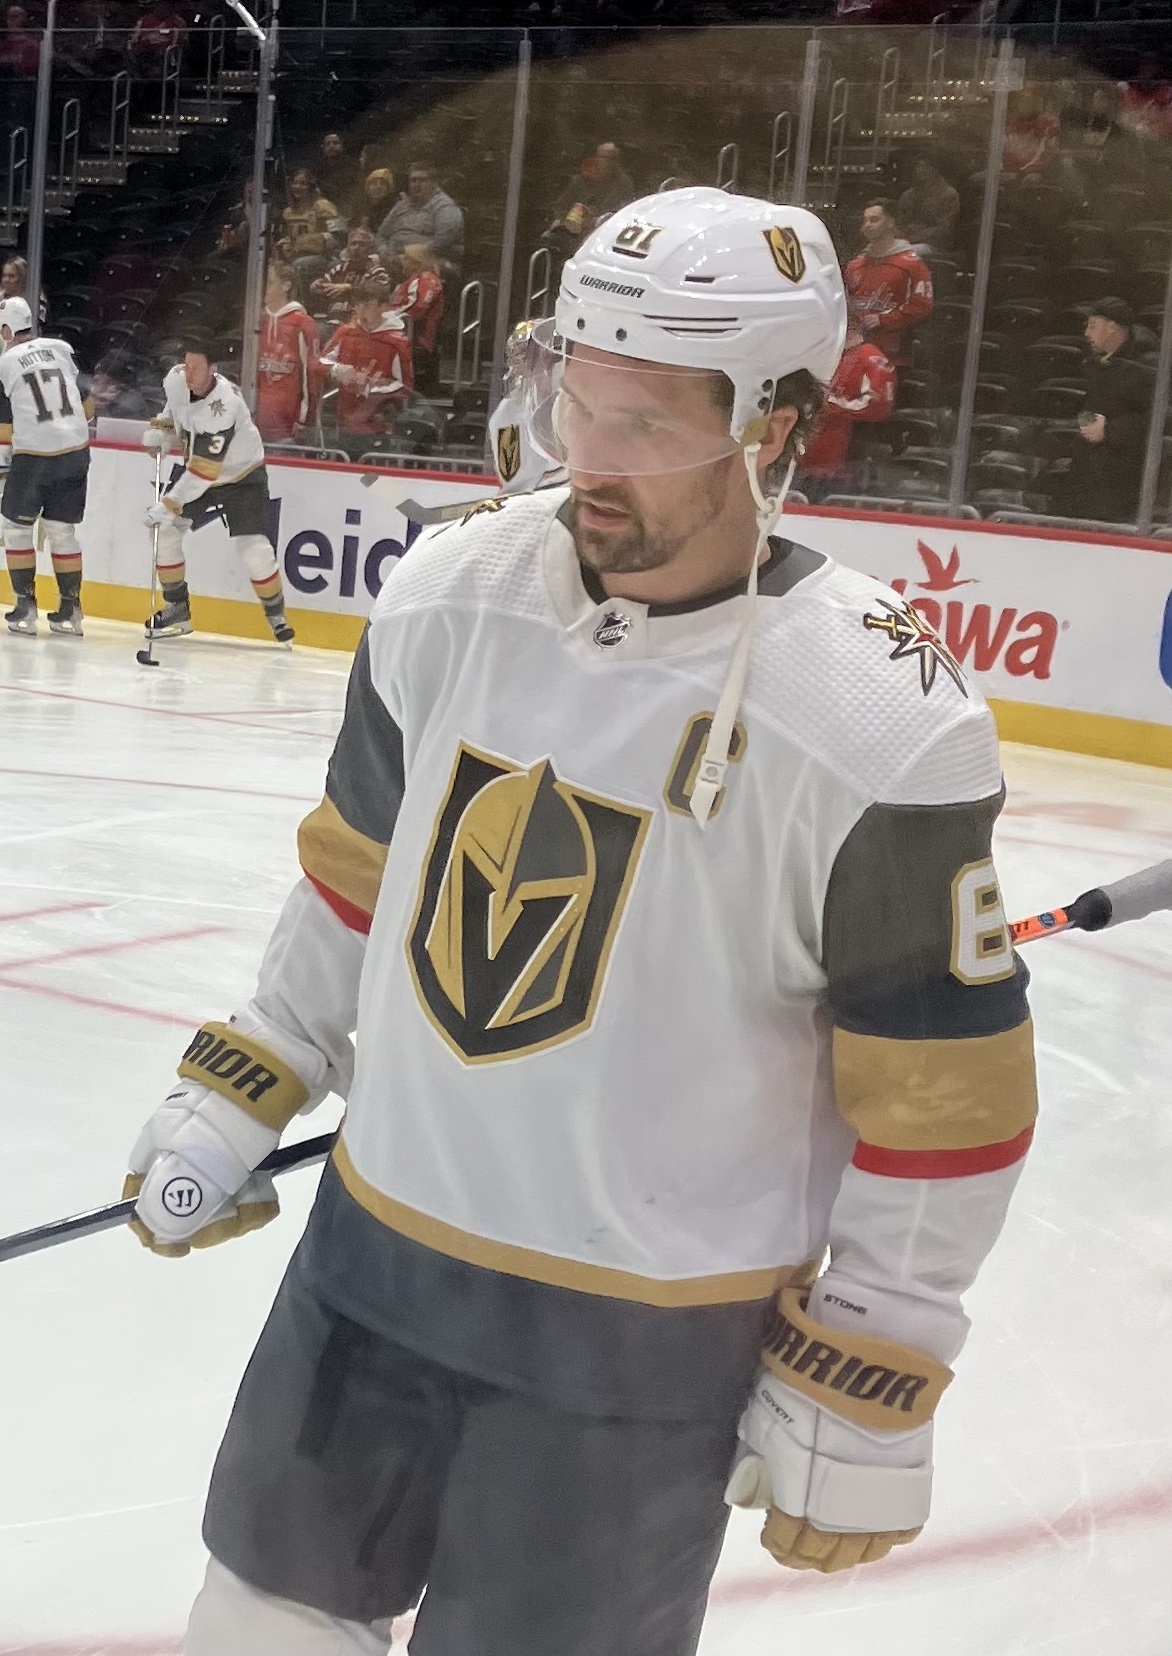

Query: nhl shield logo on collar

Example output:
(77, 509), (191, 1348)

(593, 610), (632, 649)
(764, 226), (805, 284)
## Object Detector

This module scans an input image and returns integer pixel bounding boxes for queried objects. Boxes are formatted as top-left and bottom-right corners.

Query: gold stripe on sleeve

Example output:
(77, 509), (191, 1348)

(297, 795), (388, 922)
(833, 1018), (1038, 1152)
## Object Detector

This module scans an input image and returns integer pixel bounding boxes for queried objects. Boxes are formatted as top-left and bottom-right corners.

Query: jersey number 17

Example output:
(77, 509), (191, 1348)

(22, 368), (74, 422)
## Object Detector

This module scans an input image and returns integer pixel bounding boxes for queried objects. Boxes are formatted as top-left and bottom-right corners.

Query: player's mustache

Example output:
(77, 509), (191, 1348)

(571, 488), (636, 514)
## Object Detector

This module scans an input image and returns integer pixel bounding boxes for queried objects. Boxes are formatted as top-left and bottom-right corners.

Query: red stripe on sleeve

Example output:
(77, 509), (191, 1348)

(305, 871), (373, 936)
(852, 1124), (1034, 1180)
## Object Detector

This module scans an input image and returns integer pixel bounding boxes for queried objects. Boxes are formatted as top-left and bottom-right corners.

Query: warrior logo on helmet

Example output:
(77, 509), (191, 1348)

(408, 743), (650, 1063)
(763, 226), (806, 285)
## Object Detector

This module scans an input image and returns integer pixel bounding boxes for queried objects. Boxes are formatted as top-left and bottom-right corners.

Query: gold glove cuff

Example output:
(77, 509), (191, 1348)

(762, 1288), (953, 1432)
(177, 1021), (310, 1131)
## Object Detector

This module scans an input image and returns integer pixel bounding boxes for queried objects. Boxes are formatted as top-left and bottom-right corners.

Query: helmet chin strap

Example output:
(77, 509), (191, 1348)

(689, 445), (796, 830)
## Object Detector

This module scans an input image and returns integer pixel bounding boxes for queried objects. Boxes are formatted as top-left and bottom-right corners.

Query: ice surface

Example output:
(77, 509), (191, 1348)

(0, 622), (1168, 1655)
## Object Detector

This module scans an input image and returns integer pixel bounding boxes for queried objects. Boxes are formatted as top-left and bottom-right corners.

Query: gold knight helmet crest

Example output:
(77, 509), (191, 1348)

(764, 225), (806, 284)
(494, 423), (522, 484)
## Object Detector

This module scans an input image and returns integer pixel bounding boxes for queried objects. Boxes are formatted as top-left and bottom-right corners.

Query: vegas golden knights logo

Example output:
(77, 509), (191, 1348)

(664, 713), (747, 819)
(763, 226), (806, 284)
(408, 743), (651, 1063)
(494, 423), (521, 485)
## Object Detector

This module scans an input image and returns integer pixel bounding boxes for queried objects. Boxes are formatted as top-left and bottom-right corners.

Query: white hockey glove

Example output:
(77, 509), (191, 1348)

(725, 1289), (952, 1574)
(142, 423), (172, 453)
(124, 1017), (321, 1258)
(144, 500), (174, 528)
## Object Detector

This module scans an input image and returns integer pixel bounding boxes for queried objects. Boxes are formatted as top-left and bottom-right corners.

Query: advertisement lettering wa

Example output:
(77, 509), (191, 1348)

(891, 540), (1059, 681)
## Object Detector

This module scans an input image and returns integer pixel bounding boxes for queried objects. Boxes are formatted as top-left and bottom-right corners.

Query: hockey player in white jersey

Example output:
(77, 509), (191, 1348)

(0, 295), (92, 636)
(124, 189), (1038, 1655)
(142, 342), (294, 644)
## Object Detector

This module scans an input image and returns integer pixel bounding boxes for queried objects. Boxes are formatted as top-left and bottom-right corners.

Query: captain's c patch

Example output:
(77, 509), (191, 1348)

(408, 743), (651, 1064)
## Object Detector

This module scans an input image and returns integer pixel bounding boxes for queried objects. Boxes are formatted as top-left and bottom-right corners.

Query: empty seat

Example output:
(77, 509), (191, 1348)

(1027, 379), (1087, 419)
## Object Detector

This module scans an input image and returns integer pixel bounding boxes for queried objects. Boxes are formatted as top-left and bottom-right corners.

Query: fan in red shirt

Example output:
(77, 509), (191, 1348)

(256, 265), (320, 444)
(317, 281), (413, 458)
(843, 198), (933, 368)
(389, 243), (445, 395)
(800, 313), (896, 487)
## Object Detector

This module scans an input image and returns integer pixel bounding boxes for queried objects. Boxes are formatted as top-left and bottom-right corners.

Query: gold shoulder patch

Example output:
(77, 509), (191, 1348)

(764, 225), (806, 284)
(461, 495), (509, 526)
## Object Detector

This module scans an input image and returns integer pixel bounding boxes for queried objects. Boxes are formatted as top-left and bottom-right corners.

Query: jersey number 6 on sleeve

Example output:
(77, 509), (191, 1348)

(950, 859), (1014, 984)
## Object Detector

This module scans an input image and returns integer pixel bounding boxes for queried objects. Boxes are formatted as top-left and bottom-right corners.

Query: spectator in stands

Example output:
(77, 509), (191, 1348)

(1001, 84), (1061, 181)
(1119, 54), (1172, 140)
(318, 280), (413, 459)
(257, 263), (319, 445)
(218, 178), (254, 258)
(1, 255), (46, 326)
(390, 243), (444, 396)
(315, 131), (361, 216)
(843, 199), (933, 368)
(0, 4), (40, 74)
(276, 167), (344, 302)
(356, 167), (396, 234)
(798, 310), (896, 499)
(1062, 82), (1130, 160)
(127, 0), (188, 73)
(309, 226), (391, 322)
(542, 141), (636, 262)
(1061, 297), (1156, 525)
(377, 162), (465, 275)
(897, 155), (959, 258)
(86, 354), (151, 421)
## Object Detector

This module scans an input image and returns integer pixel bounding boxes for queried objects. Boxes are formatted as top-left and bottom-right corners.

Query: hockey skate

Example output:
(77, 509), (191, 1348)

(263, 600), (295, 647)
(145, 596), (193, 639)
(47, 597), (84, 637)
(5, 596), (37, 636)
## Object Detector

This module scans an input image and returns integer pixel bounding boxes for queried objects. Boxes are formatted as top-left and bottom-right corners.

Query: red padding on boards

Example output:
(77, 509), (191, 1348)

(852, 1124), (1034, 1179)
(305, 872), (373, 935)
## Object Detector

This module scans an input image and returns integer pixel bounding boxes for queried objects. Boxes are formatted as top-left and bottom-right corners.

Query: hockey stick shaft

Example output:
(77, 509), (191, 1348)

(0, 1132), (336, 1265)
(142, 448), (163, 661)
(6, 863), (1170, 1266)
(1009, 856), (1172, 945)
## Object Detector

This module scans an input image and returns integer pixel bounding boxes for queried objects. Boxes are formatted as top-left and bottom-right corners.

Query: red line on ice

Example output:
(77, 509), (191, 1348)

(13, 1477), (1168, 1654)
(0, 976), (201, 1027)
(0, 683), (333, 740)
(0, 925), (227, 974)
(0, 766), (318, 805)
(0, 901), (108, 927)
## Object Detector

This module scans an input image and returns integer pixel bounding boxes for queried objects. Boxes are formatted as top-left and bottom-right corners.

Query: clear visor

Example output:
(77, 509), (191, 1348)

(521, 318), (742, 478)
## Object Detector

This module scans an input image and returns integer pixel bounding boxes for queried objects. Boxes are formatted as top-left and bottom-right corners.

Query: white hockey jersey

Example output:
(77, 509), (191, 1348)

(0, 335), (91, 457)
(153, 365), (266, 508)
(213, 487), (1037, 1418)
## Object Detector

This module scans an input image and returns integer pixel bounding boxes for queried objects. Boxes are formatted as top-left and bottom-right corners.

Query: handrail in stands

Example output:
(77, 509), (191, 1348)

(4, 127), (29, 229)
(767, 110), (791, 204)
(525, 246), (552, 321)
(160, 41), (182, 138)
(453, 279), (485, 398)
(108, 71), (130, 171)
(873, 48), (899, 169)
(56, 97), (80, 199)
(204, 15), (226, 115)
(716, 142), (739, 192)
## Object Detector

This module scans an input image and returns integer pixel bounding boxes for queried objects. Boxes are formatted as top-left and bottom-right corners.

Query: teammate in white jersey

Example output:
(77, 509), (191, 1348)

(0, 296), (92, 636)
(125, 191), (1038, 1656)
(142, 342), (294, 644)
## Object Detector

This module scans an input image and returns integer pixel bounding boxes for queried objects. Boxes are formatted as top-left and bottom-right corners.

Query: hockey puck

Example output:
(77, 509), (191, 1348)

(135, 649), (159, 666)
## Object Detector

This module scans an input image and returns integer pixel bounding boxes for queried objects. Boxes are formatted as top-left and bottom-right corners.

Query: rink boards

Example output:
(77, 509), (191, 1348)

(4, 439), (1172, 769)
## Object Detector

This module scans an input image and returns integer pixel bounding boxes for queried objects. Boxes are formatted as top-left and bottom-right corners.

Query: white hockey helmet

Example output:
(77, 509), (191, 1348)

(0, 295), (33, 343)
(524, 186), (846, 473)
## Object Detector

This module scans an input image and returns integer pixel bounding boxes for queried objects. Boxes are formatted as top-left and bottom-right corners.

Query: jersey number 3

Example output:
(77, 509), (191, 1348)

(22, 368), (74, 423)
(950, 859), (1014, 984)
